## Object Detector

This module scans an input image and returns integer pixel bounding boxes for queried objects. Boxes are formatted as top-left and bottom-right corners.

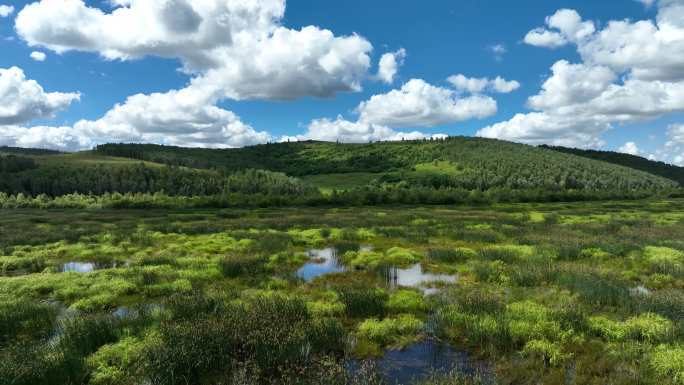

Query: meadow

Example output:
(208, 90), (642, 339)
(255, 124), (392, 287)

(2, 199), (684, 385)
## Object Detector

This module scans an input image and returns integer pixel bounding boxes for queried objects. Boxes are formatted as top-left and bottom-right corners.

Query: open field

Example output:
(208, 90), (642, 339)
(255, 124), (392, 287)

(2, 199), (684, 384)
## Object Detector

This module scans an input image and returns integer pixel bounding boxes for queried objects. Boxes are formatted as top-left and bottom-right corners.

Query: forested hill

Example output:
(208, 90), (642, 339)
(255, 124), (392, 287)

(95, 138), (676, 192)
(541, 145), (684, 187)
(0, 146), (62, 156)
(0, 137), (680, 207)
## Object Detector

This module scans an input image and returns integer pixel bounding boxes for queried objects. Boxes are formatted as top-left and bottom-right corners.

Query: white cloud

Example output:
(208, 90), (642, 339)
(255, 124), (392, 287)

(282, 116), (445, 144)
(30, 51), (46, 62)
(524, 28), (568, 48)
(288, 77), (497, 143)
(526, 61), (616, 111)
(669, 123), (684, 144)
(15, 0), (373, 101)
(0, 5), (13, 17)
(1, 83), (271, 151)
(618, 141), (641, 155)
(0, 125), (93, 151)
(357, 79), (497, 128)
(0, 66), (80, 125)
(73, 85), (271, 148)
(447, 74), (520, 94)
(481, 4), (684, 148)
(523, 9), (595, 48)
(488, 44), (507, 61)
(477, 112), (608, 148)
(377, 48), (406, 84)
(646, 124), (684, 166)
(636, 0), (656, 7)
(7, 0), (379, 150)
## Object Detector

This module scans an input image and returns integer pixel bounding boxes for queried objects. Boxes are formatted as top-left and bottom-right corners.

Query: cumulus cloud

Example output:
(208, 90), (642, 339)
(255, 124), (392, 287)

(15, 0), (373, 101)
(647, 124), (684, 165)
(669, 123), (684, 144)
(377, 48), (406, 84)
(1, 82), (272, 151)
(6, 0), (381, 150)
(0, 66), (269, 151)
(447, 74), (520, 94)
(282, 116), (445, 144)
(524, 9), (595, 48)
(290, 78), (499, 143)
(0, 66), (80, 125)
(30, 51), (46, 62)
(480, 3), (684, 148)
(618, 142), (641, 156)
(477, 112), (609, 148)
(0, 4), (13, 17)
(0, 125), (93, 151)
(71, 85), (271, 149)
(524, 29), (567, 48)
(357, 79), (497, 128)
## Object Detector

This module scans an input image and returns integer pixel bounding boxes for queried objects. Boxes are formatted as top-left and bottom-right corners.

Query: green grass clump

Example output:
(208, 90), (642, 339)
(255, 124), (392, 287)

(338, 288), (388, 318)
(218, 254), (266, 278)
(387, 290), (427, 314)
(356, 314), (424, 347)
(345, 247), (421, 269)
(87, 337), (146, 385)
(650, 345), (684, 384)
(428, 248), (477, 264)
(0, 298), (57, 343)
(589, 313), (674, 343)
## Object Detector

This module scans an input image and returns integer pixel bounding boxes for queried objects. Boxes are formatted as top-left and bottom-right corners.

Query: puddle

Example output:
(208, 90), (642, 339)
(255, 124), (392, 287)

(113, 303), (164, 319)
(630, 285), (651, 296)
(384, 264), (457, 294)
(61, 261), (118, 273)
(350, 339), (491, 385)
(297, 248), (348, 282)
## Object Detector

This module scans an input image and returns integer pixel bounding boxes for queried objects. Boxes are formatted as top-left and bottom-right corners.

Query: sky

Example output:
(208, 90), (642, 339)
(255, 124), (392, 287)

(0, 0), (683, 165)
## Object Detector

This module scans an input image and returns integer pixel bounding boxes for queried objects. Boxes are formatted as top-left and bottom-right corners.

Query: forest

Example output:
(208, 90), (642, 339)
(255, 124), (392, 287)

(0, 138), (681, 208)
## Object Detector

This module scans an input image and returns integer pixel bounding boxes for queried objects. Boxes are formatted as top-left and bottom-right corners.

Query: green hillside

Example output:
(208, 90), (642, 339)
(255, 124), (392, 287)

(1, 137), (680, 207)
(542, 145), (684, 186)
(96, 138), (676, 192)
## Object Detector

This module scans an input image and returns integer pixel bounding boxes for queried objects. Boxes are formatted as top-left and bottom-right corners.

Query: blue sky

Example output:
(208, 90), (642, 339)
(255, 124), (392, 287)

(0, 0), (683, 165)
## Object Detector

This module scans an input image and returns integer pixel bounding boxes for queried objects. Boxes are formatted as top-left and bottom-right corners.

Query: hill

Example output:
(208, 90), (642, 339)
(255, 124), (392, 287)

(95, 138), (677, 192)
(0, 137), (680, 207)
(542, 145), (684, 187)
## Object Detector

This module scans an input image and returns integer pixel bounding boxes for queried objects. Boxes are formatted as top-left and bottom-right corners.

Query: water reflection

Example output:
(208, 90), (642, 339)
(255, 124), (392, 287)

(297, 248), (348, 282)
(350, 339), (491, 385)
(384, 264), (457, 294)
(61, 261), (118, 273)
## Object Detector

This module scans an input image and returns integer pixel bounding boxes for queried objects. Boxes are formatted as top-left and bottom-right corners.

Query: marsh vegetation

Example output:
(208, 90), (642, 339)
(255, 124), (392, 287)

(2, 199), (684, 384)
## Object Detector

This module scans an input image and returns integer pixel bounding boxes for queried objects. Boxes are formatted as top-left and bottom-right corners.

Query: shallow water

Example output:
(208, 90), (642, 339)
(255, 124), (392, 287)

(296, 247), (348, 281)
(61, 261), (117, 273)
(351, 339), (490, 385)
(384, 264), (457, 294)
